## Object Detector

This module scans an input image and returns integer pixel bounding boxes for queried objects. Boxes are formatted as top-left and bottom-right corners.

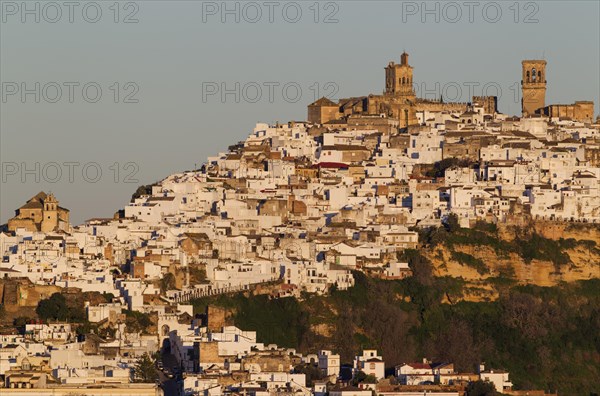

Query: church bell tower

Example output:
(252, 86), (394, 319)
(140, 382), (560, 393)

(521, 59), (547, 116)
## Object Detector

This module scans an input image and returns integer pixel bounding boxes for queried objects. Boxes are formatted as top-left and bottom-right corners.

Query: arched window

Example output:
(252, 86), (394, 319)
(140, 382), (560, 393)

(526, 71), (530, 82)
(532, 68), (537, 82)
(538, 71), (543, 81)
(161, 325), (170, 337)
(21, 359), (31, 371)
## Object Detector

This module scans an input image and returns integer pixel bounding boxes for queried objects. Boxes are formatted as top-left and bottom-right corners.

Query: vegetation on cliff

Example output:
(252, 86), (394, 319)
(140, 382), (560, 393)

(191, 222), (600, 395)
(193, 269), (600, 394)
(420, 217), (599, 268)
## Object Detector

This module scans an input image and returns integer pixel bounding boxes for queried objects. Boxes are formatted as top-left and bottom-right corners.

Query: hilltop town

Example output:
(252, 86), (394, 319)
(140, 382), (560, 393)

(0, 53), (599, 395)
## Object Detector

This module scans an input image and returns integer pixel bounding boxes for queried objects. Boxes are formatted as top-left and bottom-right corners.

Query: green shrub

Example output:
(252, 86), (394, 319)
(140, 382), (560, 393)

(36, 293), (86, 322)
(451, 251), (489, 275)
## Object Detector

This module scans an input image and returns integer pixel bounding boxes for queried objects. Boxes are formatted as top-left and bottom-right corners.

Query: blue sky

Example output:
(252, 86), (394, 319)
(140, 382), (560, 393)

(1, 0), (599, 224)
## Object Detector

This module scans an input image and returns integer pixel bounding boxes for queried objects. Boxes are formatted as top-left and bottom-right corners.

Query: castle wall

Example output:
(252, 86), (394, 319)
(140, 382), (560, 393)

(574, 101), (595, 123)
(307, 55), (594, 130)
(473, 96), (498, 114)
(543, 101), (595, 123)
(414, 101), (467, 112)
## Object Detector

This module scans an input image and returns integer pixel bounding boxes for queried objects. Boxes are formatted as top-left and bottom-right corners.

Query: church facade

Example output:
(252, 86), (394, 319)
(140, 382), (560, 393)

(8, 192), (70, 233)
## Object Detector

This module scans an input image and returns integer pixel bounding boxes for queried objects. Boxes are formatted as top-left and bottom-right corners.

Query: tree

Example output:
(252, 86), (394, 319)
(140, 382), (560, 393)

(189, 265), (207, 284)
(352, 370), (367, 385)
(133, 353), (159, 383)
(425, 158), (472, 178)
(160, 272), (176, 293)
(431, 317), (482, 372)
(102, 292), (115, 302)
(363, 374), (378, 384)
(13, 316), (32, 332)
(328, 283), (338, 294)
(401, 249), (434, 286)
(36, 293), (69, 321)
(444, 213), (460, 233)
(131, 184), (154, 201)
(466, 380), (497, 396)
(36, 292), (86, 322)
(124, 310), (153, 334)
(500, 291), (550, 340)
(294, 363), (325, 387)
(352, 371), (377, 385)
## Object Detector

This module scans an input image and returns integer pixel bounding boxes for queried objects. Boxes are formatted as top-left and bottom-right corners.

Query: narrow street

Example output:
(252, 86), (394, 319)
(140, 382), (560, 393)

(159, 352), (180, 396)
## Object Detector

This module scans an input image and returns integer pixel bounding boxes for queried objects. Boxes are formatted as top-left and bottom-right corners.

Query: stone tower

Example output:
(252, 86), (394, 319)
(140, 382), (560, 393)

(40, 193), (59, 232)
(385, 52), (416, 99)
(521, 60), (547, 116)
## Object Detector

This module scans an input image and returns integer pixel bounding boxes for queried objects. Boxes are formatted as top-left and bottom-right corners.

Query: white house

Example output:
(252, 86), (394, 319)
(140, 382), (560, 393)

(353, 350), (385, 380)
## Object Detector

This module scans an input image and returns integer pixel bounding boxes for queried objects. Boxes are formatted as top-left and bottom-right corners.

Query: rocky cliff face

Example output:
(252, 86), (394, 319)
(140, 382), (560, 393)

(425, 221), (600, 302)
(531, 221), (600, 242)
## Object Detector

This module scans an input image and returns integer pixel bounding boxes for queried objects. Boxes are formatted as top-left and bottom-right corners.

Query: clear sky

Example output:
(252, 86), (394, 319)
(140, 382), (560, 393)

(1, 0), (599, 224)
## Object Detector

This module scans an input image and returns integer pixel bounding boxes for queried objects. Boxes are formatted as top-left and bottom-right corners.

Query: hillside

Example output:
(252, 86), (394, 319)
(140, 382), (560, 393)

(191, 221), (600, 395)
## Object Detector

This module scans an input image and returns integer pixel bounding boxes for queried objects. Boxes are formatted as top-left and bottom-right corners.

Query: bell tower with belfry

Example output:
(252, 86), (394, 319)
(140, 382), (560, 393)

(41, 193), (59, 232)
(385, 51), (416, 99)
(521, 59), (547, 116)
